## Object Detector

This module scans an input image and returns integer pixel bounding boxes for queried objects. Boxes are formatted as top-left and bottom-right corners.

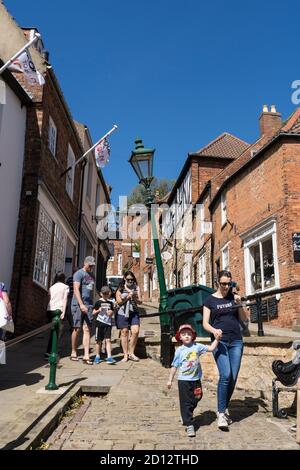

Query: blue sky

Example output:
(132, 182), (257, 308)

(4, 0), (300, 205)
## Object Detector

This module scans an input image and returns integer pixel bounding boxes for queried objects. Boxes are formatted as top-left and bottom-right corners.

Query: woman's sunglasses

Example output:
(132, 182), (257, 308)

(219, 282), (231, 287)
(126, 278), (134, 282)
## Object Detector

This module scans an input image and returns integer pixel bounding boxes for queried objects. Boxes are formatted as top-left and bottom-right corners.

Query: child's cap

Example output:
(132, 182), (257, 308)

(175, 324), (196, 342)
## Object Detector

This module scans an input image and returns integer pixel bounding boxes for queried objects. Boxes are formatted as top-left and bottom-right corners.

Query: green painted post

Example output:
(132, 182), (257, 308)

(129, 138), (174, 367)
(148, 195), (168, 312)
(45, 309), (61, 391)
(147, 190), (174, 367)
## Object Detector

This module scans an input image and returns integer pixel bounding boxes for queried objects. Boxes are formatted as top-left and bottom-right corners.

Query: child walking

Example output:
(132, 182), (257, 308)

(167, 323), (220, 437)
(93, 286), (116, 364)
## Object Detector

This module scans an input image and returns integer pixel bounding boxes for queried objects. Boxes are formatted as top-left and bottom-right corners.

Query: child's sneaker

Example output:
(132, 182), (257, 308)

(93, 356), (103, 364)
(106, 357), (116, 364)
(186, 425), (196, 437)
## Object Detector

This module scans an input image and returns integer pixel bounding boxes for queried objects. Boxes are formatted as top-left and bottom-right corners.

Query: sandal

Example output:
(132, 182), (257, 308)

(82, 358), (93, 365)
(70, 356), (79, 362)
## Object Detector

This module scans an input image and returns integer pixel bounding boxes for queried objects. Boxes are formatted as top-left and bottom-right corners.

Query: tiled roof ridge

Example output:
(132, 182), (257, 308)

(194, 132), (249, 157)
(281, 108), (300, 132)
(209, 108), (300, 205)
(210, 134), (265, 183)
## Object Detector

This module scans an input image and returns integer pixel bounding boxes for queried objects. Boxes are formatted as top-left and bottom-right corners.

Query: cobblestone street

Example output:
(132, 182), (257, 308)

(46, 358), (299, 451)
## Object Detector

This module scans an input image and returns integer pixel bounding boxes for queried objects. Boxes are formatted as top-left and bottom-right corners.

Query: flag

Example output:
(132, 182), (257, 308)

(95, 138), (111, 169)
(8, 50), (45, 86)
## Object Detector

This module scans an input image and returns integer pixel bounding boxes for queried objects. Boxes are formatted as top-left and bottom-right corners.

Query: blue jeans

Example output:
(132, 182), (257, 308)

(213, 339), (243, 413)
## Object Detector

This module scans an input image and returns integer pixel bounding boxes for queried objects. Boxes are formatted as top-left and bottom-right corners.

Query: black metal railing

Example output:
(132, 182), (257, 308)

(143, 283), (300, 367)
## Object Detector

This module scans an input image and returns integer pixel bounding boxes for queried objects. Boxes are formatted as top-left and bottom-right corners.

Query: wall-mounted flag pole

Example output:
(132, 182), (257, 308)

(0, 32), (41, 75)
(60, 125), (118, 177)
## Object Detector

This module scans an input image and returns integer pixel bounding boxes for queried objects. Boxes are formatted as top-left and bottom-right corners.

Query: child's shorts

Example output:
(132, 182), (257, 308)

(95, 321), (112, 342)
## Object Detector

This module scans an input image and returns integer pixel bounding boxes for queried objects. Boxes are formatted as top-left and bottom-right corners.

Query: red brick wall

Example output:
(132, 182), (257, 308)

(191, 157), (233, 203)
(39, 76), (82, 230)
(212, 138), (300, 328)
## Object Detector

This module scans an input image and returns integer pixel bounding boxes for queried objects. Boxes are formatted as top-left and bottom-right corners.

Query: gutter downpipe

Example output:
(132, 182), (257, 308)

(76, 159), (87, 267)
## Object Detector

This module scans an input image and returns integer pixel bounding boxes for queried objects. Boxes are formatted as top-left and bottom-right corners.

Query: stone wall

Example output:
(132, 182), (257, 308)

(144, 333), (295, 399)
(200, 337), (294, 399)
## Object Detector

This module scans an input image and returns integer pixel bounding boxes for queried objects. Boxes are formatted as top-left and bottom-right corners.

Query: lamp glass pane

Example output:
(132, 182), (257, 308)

(138, 158), (151, 179)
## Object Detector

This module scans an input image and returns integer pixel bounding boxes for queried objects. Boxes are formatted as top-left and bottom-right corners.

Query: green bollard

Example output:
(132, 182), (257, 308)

(45, 309), (61, 391)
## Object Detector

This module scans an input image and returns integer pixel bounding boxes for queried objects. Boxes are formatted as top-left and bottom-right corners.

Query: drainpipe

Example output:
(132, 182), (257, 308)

(14, 192), (30, 328)
(76, 159), (87, 267)
(209, 183), (215, 288)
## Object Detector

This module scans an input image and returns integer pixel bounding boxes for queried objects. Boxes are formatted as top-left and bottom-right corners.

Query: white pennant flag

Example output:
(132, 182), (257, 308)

(8, 49), (45, 86)
(95, 138), (111, 169)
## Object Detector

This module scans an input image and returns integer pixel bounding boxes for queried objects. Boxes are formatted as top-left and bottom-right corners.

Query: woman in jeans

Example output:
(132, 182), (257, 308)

(203, 270), (249, 430)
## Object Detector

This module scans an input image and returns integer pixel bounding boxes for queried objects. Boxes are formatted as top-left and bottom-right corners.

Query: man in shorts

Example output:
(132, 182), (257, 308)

(71, 256), (95, 364)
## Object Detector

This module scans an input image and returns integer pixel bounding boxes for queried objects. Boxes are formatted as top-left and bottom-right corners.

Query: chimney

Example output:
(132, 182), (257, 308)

(259, 104), (282, 137)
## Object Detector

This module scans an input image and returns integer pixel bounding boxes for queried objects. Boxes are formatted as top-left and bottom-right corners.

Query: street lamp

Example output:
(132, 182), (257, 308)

(129, 138), (155, 204)
(129, 138), (172, 367)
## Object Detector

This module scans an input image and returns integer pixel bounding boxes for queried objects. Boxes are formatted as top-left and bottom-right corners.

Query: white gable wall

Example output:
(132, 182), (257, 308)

(0, 81), (26, 289)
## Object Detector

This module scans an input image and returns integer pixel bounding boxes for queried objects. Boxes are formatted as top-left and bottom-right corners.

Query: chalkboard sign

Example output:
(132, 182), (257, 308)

(250, 296), (278, 323)
(292, 233), (300, 262)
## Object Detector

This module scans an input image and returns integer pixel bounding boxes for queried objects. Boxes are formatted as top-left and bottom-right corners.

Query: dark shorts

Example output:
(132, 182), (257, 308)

(71, 304), (93, 328)
(95, 321), (112, 342)
(115, 312), (140, 330)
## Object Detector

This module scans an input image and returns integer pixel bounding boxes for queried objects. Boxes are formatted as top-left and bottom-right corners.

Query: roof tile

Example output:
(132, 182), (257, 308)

(193, 132), (249, 159)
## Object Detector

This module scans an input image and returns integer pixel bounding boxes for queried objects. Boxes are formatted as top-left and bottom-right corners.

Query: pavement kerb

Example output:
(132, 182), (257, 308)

(22, 381), (114, 450)
(22, 383), (82, 451)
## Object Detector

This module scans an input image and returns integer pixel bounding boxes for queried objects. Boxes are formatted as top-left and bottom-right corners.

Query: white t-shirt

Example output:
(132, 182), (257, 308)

(47, 282), (69, 314)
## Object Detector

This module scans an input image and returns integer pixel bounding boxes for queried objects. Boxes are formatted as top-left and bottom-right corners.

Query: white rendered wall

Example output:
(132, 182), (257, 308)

(0, 82), (26, 289)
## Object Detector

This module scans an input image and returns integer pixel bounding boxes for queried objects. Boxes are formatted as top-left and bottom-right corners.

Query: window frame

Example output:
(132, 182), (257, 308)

(198, 252), (206, 286)
(221, 192), (227, 226)
(117, 253), (123, 276)
(51, 222), (67, 284)
(221, 243), (230, 271)
(243, 218), (279, 295)
(33, 205), (52, 290)
(48, 116), (57, 157)
(66, 144), (75, 200)
(153, 267), (158, 291)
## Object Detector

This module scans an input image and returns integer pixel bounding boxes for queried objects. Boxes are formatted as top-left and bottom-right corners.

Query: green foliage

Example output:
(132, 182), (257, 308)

(133, 241), (141, 253)
(127, 178), (175, 206)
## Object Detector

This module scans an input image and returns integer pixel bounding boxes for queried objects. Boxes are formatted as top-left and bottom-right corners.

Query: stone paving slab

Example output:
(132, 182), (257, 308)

(1, 303), (299, 451)
(0, 328), (126, 450)
(45, 358), (299, 451)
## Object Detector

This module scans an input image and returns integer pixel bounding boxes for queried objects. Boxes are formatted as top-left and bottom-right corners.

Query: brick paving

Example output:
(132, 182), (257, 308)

(46, 358), (299, 450)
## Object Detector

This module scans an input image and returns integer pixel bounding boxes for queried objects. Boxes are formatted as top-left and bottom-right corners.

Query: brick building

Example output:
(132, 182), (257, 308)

(205, 106), (300, 329)
(74, 122), (111, 292)
(106, 211), (145, 295)
(161, 133), (248, 290)
(0, 3), (111, 332)
(160, 105), (300, 329)
(0, 58), (31, 291)
(9, 56), (84, 331)
(105, 206), (162, 302)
